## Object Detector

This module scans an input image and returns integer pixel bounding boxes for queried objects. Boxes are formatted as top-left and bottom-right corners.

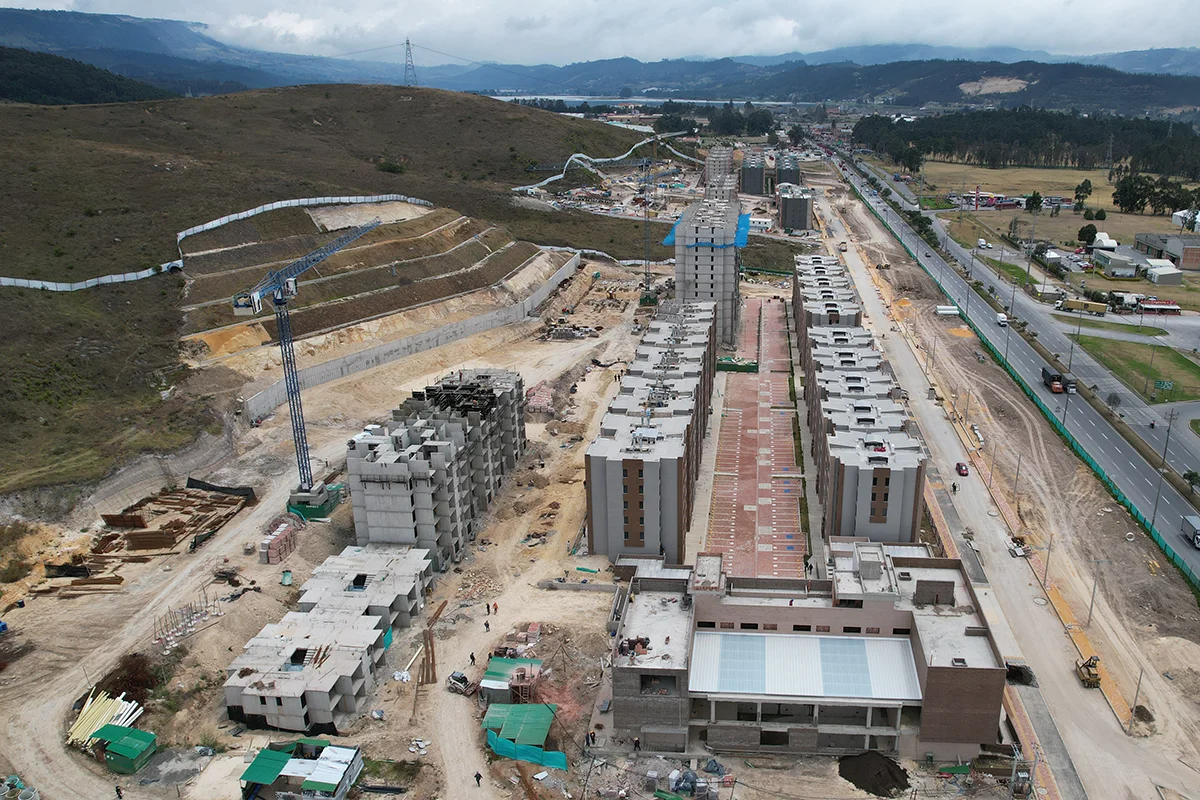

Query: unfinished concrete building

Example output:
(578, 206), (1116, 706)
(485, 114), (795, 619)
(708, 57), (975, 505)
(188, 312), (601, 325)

(740, 153), (766, 196)
(586, 302), (716, 564)
(705, 146), (734, 183)
(608, 547), (1005, 761)
(224, 546), (433, 733)
(672, 201), (743, 346)
(777, 153), (803, 187)
(777, 183), (813, 231)
(347, 369), (525, 570)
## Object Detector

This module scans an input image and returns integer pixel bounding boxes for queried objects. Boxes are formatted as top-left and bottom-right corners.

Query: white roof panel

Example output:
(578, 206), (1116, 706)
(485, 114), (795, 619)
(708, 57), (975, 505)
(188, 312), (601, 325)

(688, 632), (921, 702)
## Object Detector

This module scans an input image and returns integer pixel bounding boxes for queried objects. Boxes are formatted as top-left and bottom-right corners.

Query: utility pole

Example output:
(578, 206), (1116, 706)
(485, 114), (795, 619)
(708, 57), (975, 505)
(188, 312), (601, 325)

(1149, 410), (1177, 531)
(1013, 452), (1024, 501)
(1086, 558), (1111, 627)
(988, 442), (999, 488)
(1142, 339), (1162, 396)
(1128, 666), (1144, 734)
(1041, 530), (1054, 588)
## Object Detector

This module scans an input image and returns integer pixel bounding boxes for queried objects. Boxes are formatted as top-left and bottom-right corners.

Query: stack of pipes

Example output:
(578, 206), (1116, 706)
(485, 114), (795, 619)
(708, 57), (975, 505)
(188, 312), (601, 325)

(66, 689), (143, 747)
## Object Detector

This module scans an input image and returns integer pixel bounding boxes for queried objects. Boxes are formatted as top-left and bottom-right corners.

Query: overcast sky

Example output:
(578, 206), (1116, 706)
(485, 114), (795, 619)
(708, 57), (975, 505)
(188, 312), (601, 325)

(14, 0), (1200, 64)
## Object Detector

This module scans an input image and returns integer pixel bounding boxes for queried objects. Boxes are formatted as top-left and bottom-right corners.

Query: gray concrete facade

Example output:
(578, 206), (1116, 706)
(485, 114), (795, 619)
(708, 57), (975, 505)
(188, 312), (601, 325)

(674, 201), (741, 346)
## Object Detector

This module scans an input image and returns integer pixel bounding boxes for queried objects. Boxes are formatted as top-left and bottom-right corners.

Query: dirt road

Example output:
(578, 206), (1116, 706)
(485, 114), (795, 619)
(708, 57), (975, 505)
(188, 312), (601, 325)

(0, 266), (643, 798)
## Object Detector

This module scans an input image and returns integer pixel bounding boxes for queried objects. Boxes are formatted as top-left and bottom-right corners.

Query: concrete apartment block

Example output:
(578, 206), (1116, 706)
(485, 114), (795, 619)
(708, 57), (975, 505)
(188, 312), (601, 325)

(777, 153), (802, 187)
(225, 611), (386, 733)
(347, 419), (473, 570)
(705, 175), (738, 203)
(586, 303), (716, 564)
(777, 183), (813, 231)
(705, 146), (734, 182)
(674, 201), (741, 346)
(348, 369), (525, 570)
(795, 301), (864, 350)
(823, 430), (925, 542)
(297, 546), (434, 630)
(740, 154), (766, 196)
(609, 546), (1004, 761)
(224, 545), (433, 734)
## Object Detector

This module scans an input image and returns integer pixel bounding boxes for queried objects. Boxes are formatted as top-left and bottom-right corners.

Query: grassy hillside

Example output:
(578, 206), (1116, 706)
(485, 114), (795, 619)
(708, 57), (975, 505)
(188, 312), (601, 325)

(0, 85), (669, 494)
(0, 46), (175, 104)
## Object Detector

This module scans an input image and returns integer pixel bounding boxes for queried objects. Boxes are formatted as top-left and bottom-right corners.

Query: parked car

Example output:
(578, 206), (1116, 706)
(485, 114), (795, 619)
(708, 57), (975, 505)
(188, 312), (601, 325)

(955, 462), (970, 476)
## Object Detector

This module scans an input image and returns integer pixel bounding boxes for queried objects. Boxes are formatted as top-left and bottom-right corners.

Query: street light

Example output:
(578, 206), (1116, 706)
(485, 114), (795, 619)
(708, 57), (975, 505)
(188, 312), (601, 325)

(1149, 410), (1178, 533)
(1086, 558), (1112, 627)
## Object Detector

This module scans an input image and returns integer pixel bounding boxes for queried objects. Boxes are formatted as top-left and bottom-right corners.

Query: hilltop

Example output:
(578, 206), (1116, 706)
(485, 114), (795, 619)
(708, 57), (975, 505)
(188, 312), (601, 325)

(0, 85), (660, 496)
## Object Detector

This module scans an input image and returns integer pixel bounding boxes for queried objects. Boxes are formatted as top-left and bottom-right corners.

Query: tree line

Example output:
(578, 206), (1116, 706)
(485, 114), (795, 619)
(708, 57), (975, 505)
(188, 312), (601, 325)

(0, 46), (175, 105)
(853, 108), (1200, 180)
(512, 97), (775, 138)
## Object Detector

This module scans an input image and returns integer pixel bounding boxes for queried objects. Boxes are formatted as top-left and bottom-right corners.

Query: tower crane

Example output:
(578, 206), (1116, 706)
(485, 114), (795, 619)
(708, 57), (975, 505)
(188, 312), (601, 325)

(233, 218), (382, 504)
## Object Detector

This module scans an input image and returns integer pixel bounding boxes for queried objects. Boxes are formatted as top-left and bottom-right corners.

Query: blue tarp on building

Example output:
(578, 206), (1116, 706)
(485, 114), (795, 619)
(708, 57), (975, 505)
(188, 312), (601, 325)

(661, 214), (750, 249)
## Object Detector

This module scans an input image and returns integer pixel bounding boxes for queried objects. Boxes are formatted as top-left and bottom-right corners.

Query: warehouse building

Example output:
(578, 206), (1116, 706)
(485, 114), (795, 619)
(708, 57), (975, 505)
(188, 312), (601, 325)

(609, 546), (1006, 760)
(777, 183), (813, 231)
(347, 369), (525, 570)
(586, 302), (716, 564)
(671, 200), (745, 346)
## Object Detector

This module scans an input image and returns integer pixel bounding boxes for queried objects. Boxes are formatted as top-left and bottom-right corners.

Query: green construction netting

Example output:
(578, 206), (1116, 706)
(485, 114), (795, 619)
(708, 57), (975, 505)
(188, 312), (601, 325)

(486, 729), (568, 771)
(481, 703), (555, 745)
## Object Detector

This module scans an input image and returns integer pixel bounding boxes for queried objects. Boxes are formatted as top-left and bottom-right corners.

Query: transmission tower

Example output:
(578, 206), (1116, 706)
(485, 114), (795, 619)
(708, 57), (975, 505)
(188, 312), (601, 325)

(404, 38), (419, 87)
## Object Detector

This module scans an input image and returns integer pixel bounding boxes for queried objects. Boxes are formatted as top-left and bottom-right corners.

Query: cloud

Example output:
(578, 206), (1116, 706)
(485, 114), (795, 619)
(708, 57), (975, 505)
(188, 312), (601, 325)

(9, 0), (1200, 64)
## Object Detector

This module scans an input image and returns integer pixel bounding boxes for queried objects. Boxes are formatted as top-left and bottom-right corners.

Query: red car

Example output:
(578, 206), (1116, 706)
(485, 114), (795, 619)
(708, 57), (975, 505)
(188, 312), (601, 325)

(955, 462), (970, 476)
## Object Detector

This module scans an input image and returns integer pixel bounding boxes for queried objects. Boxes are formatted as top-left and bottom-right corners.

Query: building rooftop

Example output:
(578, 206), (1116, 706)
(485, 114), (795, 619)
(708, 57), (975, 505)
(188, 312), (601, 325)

(777, 182), (810, 198)
(806, 327), (875, 348)
(590, 416), (689, 461)
(894, 563), (999, 669)
(816, 370), (897, 400)
(619, 590), (693, 670)
(827, 430), (923, 469)
(798, 287), (859, 304)
(617, 555), (693, 580)
(689, 631), (923, 703)
(298, 546), (431, 614)
(680, 199), (741, 229)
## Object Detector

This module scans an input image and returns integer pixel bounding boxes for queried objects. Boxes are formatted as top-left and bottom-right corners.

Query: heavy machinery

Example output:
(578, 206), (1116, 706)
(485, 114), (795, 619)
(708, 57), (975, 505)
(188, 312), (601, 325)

(1075, 655), (1101, 688)
(445, 671), (478, 696)
(233, 219), (382, 511)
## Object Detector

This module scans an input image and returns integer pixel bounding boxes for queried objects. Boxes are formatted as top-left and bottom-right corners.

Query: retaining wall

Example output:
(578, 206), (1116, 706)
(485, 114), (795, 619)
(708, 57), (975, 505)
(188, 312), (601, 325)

(243, 252), (580, 420)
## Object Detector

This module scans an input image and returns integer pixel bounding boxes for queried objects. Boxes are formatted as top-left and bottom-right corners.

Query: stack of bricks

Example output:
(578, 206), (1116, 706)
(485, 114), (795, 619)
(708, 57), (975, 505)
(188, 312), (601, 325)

(259, 522), (298, 564)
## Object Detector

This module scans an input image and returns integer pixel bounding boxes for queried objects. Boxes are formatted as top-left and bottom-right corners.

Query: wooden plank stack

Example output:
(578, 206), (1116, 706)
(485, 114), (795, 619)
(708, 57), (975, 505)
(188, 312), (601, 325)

(113, 489), (247, 552)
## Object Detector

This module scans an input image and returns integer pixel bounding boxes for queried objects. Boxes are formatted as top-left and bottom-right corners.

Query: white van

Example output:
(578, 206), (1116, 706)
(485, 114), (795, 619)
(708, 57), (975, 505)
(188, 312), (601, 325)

(996, 313), (1008, 327)
(978, 238), (987, 248)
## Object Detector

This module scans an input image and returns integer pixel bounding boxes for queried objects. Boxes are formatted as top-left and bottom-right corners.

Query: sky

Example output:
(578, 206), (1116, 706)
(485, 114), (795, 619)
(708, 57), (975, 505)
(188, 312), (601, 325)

(11, 0), (1200, 65)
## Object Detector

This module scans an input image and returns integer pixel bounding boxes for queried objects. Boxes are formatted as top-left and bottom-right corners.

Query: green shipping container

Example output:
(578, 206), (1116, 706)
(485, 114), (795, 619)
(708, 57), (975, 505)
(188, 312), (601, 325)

(91, 724), (157, 775)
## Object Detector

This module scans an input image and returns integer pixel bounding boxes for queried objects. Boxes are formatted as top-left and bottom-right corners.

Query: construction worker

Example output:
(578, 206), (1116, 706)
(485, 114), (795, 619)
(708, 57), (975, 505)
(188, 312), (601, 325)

(484, 620), (490, 632)
(485, 603), (489, 616)
(474, 771), (483, 787)
(469, 652), (476, 666)
(115, 788), (123, 800)
(633, 737), (641, 751)
(493, 602), (499, 614)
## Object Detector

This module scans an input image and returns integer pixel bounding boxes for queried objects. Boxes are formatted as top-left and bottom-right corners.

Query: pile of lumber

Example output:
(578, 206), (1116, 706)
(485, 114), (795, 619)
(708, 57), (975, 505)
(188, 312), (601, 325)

(66, 689), (143, 747)
(109, 489), (247, 552)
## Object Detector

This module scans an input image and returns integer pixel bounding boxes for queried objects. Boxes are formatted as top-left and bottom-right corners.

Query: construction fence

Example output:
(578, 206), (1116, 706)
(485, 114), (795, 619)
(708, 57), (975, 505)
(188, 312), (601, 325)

(845, 170), (1200, 592)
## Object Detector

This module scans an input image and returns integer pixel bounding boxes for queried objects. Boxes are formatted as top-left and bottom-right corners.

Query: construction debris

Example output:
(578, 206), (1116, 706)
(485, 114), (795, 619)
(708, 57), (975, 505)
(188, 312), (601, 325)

(66, 689), (143, 747)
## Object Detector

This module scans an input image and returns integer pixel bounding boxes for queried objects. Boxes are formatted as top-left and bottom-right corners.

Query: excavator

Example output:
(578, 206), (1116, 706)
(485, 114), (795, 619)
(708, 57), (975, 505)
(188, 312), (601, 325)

(1075, 655), (1101, 688)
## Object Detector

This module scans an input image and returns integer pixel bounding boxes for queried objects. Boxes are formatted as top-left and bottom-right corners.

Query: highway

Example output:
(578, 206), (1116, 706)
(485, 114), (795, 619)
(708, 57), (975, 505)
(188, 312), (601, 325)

(835, 159), (1200, 586)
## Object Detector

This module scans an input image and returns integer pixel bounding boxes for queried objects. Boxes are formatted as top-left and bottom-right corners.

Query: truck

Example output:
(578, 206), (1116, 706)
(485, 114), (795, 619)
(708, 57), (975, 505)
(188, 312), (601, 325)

(996, 312), (1008, 327)
(1042, 366), (1065, 393)
(1060, 372), (1077, 394)
(1054, 298), (1107, 316)
(1182, 516), (1200, 550)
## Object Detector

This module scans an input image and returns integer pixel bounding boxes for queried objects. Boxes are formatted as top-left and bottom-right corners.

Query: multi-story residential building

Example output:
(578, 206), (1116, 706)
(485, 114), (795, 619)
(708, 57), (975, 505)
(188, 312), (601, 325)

(673, 201), (743, 346)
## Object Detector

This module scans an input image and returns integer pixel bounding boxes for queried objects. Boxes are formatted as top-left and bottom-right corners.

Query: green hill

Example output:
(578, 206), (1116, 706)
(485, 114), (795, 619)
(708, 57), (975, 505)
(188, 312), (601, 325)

(0, 85), (663, 495)
(0, 46), (175, 104)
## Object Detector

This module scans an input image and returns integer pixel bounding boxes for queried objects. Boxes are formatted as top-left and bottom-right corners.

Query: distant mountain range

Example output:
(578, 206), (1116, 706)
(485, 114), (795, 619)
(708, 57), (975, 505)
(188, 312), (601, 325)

(4, 8), (1200, 115)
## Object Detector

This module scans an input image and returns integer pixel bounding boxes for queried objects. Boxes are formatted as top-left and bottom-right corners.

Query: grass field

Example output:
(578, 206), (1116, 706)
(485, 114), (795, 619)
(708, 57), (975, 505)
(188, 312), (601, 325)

(940, 208), (1181, 253)
(1071, 335), (1200, 403)
(0, 85), (665, 492)
(1050, 312), (1166, 336)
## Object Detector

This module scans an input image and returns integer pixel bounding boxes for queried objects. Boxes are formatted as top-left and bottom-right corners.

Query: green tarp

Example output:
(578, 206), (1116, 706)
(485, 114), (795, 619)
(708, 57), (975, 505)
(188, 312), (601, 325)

(241, 749), (291, 785)
(483, 657), (542, 685)
(481, 703), (556, 745)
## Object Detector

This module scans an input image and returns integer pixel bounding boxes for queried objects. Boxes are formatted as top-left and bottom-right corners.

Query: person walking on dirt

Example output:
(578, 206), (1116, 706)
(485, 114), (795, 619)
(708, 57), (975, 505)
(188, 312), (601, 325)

(470, 652), (476, 666)
(484, 620), (490, 632)
(485, 603), (490, 616)
(951, 482), (958, 494)
(493, 602), (499, 614)
(115, 788), (123, 800)
(633, 737), (641, 751)
(474, 771), (483, 787)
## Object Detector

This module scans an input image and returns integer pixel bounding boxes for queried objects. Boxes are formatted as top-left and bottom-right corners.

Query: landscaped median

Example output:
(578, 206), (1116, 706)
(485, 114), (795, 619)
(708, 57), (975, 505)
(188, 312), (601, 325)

(1068, 334), (1200, 404)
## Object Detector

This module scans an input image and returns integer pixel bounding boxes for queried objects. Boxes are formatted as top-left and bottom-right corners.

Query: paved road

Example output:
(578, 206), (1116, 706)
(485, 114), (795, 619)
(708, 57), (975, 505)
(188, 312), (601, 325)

(834, 158), (1200, 586)
(823, 182), (1200, 799)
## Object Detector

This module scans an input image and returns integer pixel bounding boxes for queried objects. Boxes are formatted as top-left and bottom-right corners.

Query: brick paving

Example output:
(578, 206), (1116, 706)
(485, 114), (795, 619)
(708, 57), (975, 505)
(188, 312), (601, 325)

(706, 298), (807, 577)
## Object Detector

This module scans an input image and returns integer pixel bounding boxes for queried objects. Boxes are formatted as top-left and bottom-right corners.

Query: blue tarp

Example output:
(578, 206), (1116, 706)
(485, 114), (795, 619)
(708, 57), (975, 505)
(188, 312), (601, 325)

(661, 214), (749, 249)
(486, 729), (568, 771)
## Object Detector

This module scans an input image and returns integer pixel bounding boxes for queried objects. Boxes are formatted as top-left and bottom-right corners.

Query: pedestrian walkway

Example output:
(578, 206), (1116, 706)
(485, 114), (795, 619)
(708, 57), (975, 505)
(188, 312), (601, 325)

(705, 298), (806, 577)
